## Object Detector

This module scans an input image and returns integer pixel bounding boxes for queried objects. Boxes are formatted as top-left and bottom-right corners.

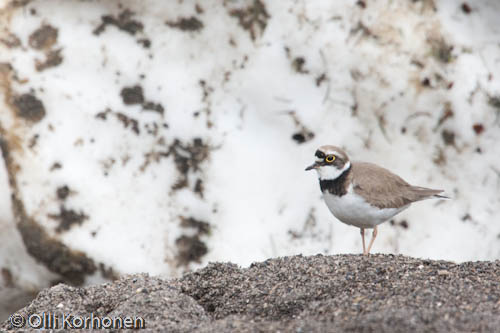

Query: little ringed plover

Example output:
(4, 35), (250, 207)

(306, 145), (448, 255)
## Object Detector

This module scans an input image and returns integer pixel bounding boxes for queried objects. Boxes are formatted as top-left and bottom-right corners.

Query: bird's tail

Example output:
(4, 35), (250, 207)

(410, 187), (451, 201)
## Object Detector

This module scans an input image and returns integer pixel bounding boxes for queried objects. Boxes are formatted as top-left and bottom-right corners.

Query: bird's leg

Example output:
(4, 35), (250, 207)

(366, 226), (378, 255)
(360, 228), (366, 255)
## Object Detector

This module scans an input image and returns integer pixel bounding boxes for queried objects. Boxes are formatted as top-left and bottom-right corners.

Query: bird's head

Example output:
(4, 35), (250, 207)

(305, 145), (351, 180)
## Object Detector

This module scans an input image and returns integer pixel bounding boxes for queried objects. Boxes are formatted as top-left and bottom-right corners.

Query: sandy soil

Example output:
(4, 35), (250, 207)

(3, 254), (500, 332)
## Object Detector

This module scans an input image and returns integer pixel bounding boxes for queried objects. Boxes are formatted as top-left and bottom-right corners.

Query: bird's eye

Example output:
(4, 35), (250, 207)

(325, 155), (335, 163)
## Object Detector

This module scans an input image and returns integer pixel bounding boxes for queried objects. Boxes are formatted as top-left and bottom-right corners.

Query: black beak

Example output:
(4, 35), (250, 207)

(305, 162), (319, 171)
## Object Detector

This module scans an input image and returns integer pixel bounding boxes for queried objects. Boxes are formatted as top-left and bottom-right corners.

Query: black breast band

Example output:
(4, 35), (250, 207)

(319, 165), (351, 197)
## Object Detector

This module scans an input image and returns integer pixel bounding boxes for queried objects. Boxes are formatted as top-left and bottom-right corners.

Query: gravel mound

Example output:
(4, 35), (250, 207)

(3, 254), (500, 332)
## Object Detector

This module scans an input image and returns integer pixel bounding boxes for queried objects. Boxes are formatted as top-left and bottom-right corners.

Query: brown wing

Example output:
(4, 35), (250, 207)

(351, 162), (443, 209)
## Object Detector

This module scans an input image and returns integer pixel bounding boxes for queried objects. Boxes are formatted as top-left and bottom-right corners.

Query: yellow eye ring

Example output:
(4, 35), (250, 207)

(325, 155), (335, 163)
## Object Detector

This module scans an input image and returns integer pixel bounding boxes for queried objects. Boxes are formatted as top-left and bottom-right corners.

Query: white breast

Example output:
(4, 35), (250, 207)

(322, 185), (409, 229)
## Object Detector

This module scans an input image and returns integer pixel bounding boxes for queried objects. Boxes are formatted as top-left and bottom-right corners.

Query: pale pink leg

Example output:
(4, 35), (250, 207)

(360, 228), (366, 255)
(366, 226), (378, 255)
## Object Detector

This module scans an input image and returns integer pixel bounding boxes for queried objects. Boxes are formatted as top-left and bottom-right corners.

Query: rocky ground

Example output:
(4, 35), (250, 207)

(2, 254), (500, 332)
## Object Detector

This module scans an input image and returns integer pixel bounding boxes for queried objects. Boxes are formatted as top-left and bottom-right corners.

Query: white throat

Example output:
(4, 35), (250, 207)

(316, 161), (351, 180)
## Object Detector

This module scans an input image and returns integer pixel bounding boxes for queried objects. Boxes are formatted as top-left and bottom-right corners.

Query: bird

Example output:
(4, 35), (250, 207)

(305, 145), (447, 255)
